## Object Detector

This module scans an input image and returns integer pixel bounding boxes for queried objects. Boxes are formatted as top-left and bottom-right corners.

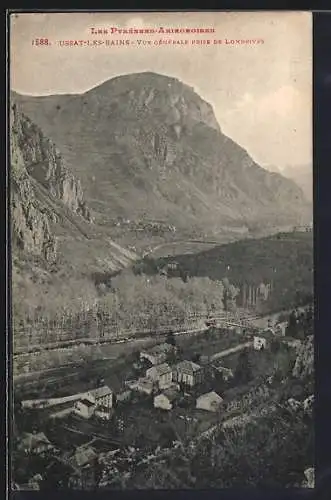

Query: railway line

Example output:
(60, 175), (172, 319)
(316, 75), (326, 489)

(13, 312), (260, 358)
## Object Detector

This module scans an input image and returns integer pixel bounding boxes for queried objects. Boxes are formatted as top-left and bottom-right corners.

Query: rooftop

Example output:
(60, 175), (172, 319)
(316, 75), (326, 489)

(176, 360), (201, 374)
(88, 385), (112, 399)
(254, 329), (275, 341)
(70, 446), (97, 468)
(148, 363), (172, 376)
(197, 391), (223, 403)
(158, 388), (180, 402)
(80, 394), (96, 406)
(148, 343), (174, 355)
(211, 363), (233, 375)
(18, 432), (52, 451)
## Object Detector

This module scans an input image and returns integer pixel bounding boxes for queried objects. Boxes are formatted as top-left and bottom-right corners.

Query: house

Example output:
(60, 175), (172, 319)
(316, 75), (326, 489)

(154, 388), (180, 410)
(17, 475), (43, 491)
(253, 330), (275, 350)
(140, 343), (176, 365)
(17, 432), (55, 456)
(211, 363), (234, 381)
(127, 377), (154, 395)
(88, 385), (113, 420)
(88, 385), (113, 410)
(74, 393), (96, 419)
(68, 446), (98, 489)
(253, 336), (267, 350)
(275, 322), (287, 336)
(196, 391), (223, 412)
(146, 363), (173, 389)
(116, 390), (132, 403)
(173, 360), (203, 387)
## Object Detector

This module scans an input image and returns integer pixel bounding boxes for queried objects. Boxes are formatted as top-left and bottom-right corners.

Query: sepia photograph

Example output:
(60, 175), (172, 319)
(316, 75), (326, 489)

(9, 11), (314, 490)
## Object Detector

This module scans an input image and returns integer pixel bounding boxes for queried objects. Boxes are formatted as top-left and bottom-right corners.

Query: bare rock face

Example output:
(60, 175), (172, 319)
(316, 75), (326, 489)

(10, 102), (92, 263)
(11, 103), (92, 220)
(11, 175), (58, 263)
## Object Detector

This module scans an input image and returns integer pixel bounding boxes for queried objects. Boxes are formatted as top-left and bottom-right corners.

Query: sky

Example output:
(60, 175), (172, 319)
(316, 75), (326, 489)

(10, 11), (312, 171)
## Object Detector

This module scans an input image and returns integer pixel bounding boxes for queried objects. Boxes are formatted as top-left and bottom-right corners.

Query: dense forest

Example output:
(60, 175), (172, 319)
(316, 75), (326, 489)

(13, 266), (239, 350)
(133, 231), (313, 313)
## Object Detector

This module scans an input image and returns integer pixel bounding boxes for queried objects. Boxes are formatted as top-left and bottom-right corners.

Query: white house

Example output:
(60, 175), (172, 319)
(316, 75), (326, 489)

(196, 391), (223, 412)
(154, 388), (180, 410)
(253, 336), (268, 350)
(127, 377), (154, 395)
(74, 386), (113, 420)
(173, 360), (203, 387)
(88, 386), (113, 409)
(74, 394), (96, 419)
(146, 363), (173, 389)
(275, 322), (287, 337)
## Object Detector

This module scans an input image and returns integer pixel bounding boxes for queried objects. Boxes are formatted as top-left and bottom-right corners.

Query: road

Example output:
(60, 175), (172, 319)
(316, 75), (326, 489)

(210, 341), (252, 362)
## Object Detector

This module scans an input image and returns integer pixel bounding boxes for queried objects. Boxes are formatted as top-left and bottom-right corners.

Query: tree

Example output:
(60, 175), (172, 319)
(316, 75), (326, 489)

(235, 348), (252, 383)
(286, 310), (297, 337)
(166, 332), (176, 346)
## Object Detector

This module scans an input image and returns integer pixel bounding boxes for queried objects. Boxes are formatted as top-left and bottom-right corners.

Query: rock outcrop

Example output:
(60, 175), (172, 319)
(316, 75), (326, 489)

(10, 102), (92, 263)
(11, 102), (92, 220)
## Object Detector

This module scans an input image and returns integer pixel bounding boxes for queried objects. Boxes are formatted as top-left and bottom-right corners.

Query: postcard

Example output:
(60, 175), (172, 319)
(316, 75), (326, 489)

(9, 11), (313, 490)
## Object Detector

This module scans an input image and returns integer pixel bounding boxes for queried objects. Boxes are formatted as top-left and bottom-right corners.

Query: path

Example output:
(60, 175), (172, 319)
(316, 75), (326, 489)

(210, 341), (252, 362)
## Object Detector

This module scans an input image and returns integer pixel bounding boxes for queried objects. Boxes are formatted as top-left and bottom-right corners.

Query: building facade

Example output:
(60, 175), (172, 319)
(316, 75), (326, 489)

(154, 389), (179, 410)
(146, 363), (173, 389)
(173, 360), (203, 387)
(253, 336), (268, 350)
(74, 395), (96, 419)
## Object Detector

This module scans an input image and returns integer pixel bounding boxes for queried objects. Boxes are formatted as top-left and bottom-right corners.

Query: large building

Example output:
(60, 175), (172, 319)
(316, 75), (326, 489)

(173, 360), (203, 387)
(74, 385), (113, 420)
(146, 363), (173, 389)
(88, 386), (113, 420)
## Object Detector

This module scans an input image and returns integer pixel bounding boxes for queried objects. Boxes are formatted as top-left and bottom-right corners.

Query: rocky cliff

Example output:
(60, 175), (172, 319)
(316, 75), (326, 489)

(10, 102), (94, 263)
(13, 72), (311, 237)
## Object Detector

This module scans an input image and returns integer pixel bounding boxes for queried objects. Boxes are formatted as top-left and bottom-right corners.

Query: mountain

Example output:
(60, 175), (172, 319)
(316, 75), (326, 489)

(264, 164), (312, 203)
(282, 165), (312, 203)
(10, 101), (137, 294)
(12, 72), (311, 240)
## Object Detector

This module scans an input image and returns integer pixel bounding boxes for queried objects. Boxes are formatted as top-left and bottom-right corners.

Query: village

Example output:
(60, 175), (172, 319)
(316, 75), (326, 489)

(12, 306), (314, 490)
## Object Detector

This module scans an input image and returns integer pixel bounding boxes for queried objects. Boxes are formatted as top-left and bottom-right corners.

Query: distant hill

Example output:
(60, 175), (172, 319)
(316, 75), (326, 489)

(12, 72), (311, 239)
(133, 231), (313, 313)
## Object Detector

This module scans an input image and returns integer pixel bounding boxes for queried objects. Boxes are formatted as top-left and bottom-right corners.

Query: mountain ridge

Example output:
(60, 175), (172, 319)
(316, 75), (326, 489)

(12, 72), (311, 238)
